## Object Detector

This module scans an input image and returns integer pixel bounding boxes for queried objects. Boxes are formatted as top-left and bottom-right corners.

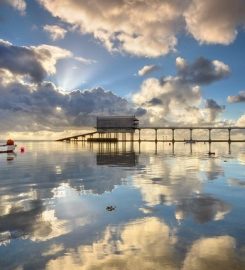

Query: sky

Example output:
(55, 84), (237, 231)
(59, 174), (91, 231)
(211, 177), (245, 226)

(0, 0), (245, 139)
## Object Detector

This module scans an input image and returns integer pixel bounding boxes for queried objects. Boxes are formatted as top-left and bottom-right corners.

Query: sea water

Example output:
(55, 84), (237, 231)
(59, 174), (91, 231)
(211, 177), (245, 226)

(0, 141), (244, 270)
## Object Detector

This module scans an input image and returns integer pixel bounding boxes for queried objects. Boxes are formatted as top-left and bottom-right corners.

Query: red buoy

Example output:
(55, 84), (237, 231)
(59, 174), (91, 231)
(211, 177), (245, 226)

(7, 139), (14, 146)
(20, 147), (25, 153)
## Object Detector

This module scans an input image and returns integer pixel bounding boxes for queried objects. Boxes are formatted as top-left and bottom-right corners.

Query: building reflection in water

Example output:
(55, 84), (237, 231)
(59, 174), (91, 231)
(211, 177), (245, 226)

(96, 142), (138, 167)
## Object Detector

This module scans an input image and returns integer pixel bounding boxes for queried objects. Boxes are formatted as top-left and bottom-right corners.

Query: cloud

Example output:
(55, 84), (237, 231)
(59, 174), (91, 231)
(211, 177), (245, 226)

(205, 99), (225, 122)
(46, 217), (178, 270)
(0, 39), (140, 133)
(183, 236), (244, 270)
(134, 107), (148, 117)
(132, 76), (204, 125)
(228, 178), (245, 188)
(38, 0), (245, 57)
(43, 25), (67, 40)
(236, 114), (245, 126)
(132, 155), (203, 207)
(38, 0), (188, 57)
(227, 91), (245, 103)
(0, 74), (136, 132)
(0, 40), (72, 83)
(132, 56), (228, 125)
(138, 65), (159, 76)
(176, 57), (230, 85)
(3, 0), (26, 14)
(184, 0), (245, 45)
(176, 195), (230, 223)
(74, 56), (96, 65)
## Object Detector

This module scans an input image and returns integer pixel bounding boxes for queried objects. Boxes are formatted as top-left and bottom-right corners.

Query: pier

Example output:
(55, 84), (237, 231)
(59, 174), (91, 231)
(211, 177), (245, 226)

(57, 126), (245, 143)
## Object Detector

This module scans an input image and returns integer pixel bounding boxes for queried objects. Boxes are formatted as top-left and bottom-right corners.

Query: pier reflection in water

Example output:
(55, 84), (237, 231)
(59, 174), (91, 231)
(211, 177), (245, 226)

(0, 142), (244, 270)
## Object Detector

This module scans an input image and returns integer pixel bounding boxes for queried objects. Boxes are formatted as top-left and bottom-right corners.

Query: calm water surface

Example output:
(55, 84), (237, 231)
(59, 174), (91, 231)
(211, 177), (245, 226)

(0, 142), (245, 270)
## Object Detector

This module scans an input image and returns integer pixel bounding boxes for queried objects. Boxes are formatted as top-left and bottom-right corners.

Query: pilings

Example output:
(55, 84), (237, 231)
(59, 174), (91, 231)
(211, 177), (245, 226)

(57, 126), (245, 142)
(208, 128), (212, 143)
(228, 128), (231, 144)
(172, 129), (175, 143)
(155, 129), (158, 142)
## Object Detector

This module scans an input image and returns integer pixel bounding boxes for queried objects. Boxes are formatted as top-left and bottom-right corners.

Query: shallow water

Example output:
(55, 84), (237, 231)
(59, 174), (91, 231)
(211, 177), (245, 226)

(0, 141), (245, 270)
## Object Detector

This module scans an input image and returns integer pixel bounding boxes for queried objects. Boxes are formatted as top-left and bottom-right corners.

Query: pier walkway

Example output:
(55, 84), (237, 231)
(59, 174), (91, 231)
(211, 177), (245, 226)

(56, 126), (245, 143)
(56, 131), (98, 142)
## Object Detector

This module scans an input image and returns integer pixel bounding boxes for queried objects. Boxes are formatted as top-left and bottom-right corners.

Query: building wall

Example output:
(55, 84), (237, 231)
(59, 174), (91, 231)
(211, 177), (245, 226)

(97, 116), (139, 133)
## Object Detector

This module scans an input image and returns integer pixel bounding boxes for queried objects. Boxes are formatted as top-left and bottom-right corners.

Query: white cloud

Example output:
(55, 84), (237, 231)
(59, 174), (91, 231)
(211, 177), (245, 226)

(176, 57), (187, 70)
(43, 25), (67, 40)
(138, 65), (159, 76)
(183, 236), (242, 270)
(132, 56), (228, 125)
(46, 217), (178, 270)
(227, 91), (245, 103)
(0, 40), (72, 82)
(4, 0), (26, 14)
(132, 76), (204, 125)
(38, 0), (245, 57)
(32, 44), (72, 76)
(38, 0), (189, 57)
(74, 56), (96, 65)
(185, 0), (245, 45)
(236, 114), (245, 126)
(0, 40), (93, 83)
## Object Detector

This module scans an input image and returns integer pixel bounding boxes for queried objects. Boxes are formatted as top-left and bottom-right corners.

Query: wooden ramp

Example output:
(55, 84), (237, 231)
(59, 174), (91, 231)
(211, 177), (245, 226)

(56, 131), (98, 141)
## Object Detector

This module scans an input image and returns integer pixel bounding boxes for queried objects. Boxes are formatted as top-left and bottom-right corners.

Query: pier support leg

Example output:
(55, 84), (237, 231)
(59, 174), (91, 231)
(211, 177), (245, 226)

(190, 128), (193, 141)
(130, 133), (134, 141)
(208, 129), (212, 143)
(172, 129), (175, 143)
(228, 128), (231, 143)
(155, 129), (158, 142)
(138, 129), (141, 142)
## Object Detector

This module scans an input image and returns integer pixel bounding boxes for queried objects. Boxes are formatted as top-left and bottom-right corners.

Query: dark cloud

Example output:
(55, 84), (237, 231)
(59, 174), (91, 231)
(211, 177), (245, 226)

(205, 99), (225, 122)
(227, 91), (245, 103)
(228, 178), (245, 188)
(176, 57), (230, 85)
(0, 79), (137, 132)
(0, 40), (73, 84)
(176, 195), (230, 223)
(148, 98), (163, 106)
(135, 107), (147, 117)
(205, 99), (225, 110)
(0, 40), (46, 83)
